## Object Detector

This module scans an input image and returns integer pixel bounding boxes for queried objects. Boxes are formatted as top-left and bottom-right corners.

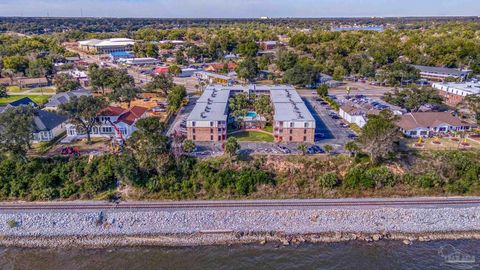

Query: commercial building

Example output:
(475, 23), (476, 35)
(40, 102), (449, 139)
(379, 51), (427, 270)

(412, 65), (471, 82)
(194, 71), (235, 85)
(119, 57), (160, 66)
(110, 51), (135, 62)
(397, 112), (475, 138)
(432, 82), (480, 106)
(186, 85), (316, 143)
(78, 38), (135, 54)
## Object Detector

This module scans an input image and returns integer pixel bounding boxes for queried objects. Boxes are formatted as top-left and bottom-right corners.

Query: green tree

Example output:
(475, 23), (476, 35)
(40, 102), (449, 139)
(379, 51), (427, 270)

(0, 85), (7, 98)
(59, 96), (107, 143)
(167, 85), (187, 112)
(358, 110), (399, 163)
(127, 117), (170, 173)
(146, 73), (174, 96)
(276, 49), (298, 71)
(109, 87), (139, 108)
(316, 84), (329, 97)
(236, 57), (259, 82)
(254, 95), (273, 121)
(283, 62), (317, 87)
(2, 55), (28, 74)
(224, 137), (240, 157)
(168, 64), (182, 76)
(53, 73), (80, 93)
(182, 139), (196, 153)
(237, 41), (259, 58)
(344, 141), (360, 156)
(323, 144), (333, 154)
(229, 93), (251, 118)
(332, 65), (346, 81)
(145, 43), (159, 58)
(297, 144), (307, 155)
(0, 106), (34, 160)
(383, 86), (443, 112)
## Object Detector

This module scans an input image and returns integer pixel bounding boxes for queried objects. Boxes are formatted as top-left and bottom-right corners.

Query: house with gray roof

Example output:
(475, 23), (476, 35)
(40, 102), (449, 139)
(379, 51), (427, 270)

(44, 89), (92, 111)
(32, 110), (68, 142)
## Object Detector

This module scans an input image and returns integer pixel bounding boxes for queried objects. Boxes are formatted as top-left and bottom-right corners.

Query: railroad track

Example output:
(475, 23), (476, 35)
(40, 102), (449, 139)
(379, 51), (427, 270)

(0, 198), (480, 210)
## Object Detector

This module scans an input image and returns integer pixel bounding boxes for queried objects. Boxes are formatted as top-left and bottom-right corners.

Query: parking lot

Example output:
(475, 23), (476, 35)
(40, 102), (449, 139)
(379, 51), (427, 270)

(167, 96), (198, 136)
(303, 97), (355, 150)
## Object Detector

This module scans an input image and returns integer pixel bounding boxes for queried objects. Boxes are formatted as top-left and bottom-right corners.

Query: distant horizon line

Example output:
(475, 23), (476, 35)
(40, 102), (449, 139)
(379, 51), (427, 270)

(1, 15), (480, 20)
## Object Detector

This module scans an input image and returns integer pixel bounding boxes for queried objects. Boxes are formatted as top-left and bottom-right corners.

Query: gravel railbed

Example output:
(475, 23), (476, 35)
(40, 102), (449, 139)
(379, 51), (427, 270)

(0, 206), (479, 237)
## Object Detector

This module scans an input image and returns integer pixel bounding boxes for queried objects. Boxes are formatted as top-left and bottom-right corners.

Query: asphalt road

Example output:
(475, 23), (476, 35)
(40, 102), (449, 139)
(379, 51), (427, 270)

(1, 197), (480, 211)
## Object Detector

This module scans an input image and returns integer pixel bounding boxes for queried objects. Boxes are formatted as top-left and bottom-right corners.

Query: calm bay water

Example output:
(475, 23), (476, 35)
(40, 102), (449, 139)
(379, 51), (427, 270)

(0, 240), (478, 270)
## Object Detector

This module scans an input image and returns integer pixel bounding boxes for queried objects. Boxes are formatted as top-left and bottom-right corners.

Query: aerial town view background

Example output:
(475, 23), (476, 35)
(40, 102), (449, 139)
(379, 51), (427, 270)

(2, 9), (480, 268)
(0, 16), (479, 201)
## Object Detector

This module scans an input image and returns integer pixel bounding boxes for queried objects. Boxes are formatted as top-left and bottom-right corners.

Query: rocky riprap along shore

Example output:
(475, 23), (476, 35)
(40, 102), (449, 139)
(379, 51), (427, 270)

(0, 207), (480, 247)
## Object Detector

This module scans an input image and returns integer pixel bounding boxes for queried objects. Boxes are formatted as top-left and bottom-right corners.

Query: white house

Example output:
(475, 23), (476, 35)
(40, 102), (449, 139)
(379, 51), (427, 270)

(65, 106), (148, 142)
(31, 110), (68, 142)
(339, 102), (379, 128)
(397, 112), (475, 138)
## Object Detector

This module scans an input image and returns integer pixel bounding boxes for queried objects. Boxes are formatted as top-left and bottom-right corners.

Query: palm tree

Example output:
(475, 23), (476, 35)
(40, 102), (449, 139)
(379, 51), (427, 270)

(324, 144), (334, 155)
(297, 144), (307, 155)
(344, 141), (359, 157)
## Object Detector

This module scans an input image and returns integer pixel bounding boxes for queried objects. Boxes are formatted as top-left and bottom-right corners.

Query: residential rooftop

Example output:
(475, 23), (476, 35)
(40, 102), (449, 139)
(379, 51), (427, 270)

(412, 65), (471, 77)
(432, 82), (480, 96)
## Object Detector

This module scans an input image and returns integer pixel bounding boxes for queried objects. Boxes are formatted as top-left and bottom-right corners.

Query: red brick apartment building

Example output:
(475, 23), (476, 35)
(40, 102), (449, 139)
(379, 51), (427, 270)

(186, 85), (316, 143)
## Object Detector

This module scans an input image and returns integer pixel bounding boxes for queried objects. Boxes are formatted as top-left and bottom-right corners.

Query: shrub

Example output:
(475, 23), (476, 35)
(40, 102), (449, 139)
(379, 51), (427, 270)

(318, 172), (339, 189)
(344, 167), (374, 189)
(7, 219), (18, 228)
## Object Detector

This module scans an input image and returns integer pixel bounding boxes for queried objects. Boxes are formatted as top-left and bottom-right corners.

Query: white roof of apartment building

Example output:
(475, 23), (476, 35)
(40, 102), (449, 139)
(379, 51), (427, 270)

(197, 88), (231, 104)
(432, 82), (480, 96)
(272, 102), (315, 122)
(78, 38), (134, 47)
(188, 101), (229, 122)
(188, 84), (315, 125)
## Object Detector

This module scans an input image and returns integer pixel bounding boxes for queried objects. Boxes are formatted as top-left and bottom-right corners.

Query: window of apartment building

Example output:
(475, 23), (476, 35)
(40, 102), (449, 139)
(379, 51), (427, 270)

(192, 128), (196, 134)
(192, 121), (196, 127)
(218, 135), (222, 141)
(210, 128), (214, 134)
(303, 136), (307, 142)
(210, 121), (214, 127)
(304, 122), (309, 128)
(193, 135), (196, 140)
(289, 122), (294, 128)
(304, 129), (307, 134)
(289, 129), (293, 134)
(210, 135), (214, 141)
(289, 136), (292, 141)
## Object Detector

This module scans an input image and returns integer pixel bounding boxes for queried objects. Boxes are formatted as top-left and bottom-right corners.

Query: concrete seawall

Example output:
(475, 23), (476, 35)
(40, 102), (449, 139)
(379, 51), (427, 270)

(0, 205), (480, 247)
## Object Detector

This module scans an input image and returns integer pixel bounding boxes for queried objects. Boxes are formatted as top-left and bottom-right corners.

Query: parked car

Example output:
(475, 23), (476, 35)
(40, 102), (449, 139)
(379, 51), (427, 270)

(276, 144), (291, 154)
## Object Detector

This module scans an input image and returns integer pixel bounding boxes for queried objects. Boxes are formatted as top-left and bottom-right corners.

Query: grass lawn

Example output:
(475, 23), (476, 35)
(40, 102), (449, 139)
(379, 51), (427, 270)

(230, 131), (274, 142)
(0, 95), (50, 106)
(6, 86), (23, 93)
(30, 87), (56, 94)
(263, 123), (273, 133)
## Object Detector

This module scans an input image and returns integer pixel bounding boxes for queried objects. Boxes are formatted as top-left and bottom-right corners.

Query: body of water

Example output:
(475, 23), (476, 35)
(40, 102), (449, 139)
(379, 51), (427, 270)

(0, 240), (478, 269)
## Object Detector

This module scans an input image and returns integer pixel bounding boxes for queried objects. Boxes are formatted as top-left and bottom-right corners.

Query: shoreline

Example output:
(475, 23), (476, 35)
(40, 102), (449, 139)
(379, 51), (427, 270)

(2, 231), (480, 248)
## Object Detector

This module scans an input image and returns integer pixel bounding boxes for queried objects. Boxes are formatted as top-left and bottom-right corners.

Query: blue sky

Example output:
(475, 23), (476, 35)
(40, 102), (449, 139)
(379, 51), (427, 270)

(0, 0), (479, 18)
